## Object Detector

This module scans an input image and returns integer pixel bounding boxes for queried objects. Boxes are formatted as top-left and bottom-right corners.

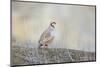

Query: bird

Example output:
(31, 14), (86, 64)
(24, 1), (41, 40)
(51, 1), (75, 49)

(38, 22), (56, 48)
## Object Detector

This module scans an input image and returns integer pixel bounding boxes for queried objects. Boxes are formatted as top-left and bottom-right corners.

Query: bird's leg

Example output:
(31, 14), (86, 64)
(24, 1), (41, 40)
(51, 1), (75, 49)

(45, 44), (48, 48)
(38, 44), (43, 48)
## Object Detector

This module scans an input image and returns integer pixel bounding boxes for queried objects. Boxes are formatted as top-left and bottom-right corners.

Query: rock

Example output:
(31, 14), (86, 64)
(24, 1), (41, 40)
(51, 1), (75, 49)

(11, 46), (95, 66)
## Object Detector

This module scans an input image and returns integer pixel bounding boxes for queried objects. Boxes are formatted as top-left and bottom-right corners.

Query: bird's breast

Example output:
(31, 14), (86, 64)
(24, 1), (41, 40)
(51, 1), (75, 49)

(50, 30), (55, 37)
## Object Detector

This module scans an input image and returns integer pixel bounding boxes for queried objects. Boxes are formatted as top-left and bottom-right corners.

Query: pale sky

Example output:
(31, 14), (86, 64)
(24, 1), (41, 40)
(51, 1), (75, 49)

(12, 1), (95, 52)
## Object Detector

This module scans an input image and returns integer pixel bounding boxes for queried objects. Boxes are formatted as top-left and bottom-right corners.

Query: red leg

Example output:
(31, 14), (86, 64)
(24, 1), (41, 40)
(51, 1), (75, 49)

(45, 44), (48, 48)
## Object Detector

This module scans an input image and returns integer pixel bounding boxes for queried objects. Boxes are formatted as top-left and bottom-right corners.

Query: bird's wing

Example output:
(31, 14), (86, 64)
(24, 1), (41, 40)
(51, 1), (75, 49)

(39, 30), (54, 44)
(43, 34), (54, 43)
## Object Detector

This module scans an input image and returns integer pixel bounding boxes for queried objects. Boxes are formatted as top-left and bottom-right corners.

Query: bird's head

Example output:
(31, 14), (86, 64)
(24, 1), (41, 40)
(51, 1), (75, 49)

(50, 22), (56, 28)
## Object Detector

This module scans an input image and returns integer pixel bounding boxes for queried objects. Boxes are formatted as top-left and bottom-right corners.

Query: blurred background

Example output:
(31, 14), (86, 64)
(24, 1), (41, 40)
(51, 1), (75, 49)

(12, 1), (95, 52)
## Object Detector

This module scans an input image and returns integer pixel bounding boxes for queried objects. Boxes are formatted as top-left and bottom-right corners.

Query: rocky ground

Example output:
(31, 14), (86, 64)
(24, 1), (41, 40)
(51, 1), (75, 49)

(11, 46), (96, 66)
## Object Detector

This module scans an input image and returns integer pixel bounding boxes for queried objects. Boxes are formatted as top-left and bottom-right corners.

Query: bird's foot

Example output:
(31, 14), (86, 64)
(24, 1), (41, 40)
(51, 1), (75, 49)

(44, 44), (48, 48)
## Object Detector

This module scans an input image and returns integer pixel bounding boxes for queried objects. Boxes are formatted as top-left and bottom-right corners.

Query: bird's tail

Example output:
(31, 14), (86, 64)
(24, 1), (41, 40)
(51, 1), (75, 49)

(38, 43), (43, 49)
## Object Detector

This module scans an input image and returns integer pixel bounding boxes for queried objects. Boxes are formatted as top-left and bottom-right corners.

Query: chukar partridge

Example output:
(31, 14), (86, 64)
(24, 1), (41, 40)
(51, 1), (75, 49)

(38, 22), (56, 48)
